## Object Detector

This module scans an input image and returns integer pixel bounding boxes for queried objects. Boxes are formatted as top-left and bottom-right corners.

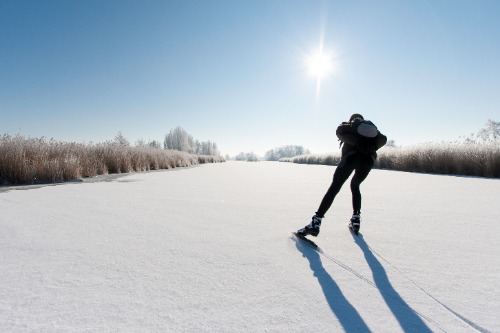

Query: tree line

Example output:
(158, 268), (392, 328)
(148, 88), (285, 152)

(163, 127), (219, 156)
(264, 145), (310, 161)
(116, 126), (220, 156)
(232, 145), (310, 161)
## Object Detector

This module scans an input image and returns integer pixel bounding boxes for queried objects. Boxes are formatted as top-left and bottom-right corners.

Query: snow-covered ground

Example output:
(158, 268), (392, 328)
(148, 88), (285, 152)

(1, 161), (498, 332)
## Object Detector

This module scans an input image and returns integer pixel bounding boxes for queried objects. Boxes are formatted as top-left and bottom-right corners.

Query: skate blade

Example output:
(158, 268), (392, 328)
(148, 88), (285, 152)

(292, 232), (319, 248)
(348, 225), (359, 235)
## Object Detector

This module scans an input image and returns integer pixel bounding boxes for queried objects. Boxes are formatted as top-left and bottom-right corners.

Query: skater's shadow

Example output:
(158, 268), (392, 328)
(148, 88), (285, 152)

(295, 239), (371, 333)
(352, 233), (432, 332)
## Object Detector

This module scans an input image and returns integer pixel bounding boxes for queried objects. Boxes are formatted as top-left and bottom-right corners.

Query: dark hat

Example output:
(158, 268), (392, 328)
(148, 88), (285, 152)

(349, 113), (364, 121)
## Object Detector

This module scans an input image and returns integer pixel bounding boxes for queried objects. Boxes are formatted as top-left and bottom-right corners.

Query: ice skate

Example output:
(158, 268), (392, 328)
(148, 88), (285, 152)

(296, 215), (322, 237)
(348, 214), (361, 235)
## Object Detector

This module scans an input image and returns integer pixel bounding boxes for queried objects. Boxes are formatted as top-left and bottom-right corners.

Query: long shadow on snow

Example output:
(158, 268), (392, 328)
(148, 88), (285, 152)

(352, 233), (432, 333)
(295, 239), (371, 332)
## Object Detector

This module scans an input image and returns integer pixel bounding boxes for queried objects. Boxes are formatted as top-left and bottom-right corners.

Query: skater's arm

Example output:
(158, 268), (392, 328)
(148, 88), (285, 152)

(336, 123), (359, 147)
(337, 122), (387, 153)
(374, 133), (387, 150)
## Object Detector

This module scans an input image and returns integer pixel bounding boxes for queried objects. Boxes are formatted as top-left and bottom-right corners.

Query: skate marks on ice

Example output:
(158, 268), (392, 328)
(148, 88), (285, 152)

(292, 233), (371, 333)
(291, 233), (437, 333)
(349, 234), (434, 332)
(353, 234), (492, 333)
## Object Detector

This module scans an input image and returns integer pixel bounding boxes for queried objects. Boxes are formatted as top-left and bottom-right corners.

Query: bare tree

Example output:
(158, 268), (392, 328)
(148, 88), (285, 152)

(149, 140), (162, 149)
(477, 119), (500, 142)
(135, 138), (146, 147)
(114, 131), (130, 146)
(386, 139), (397, 147)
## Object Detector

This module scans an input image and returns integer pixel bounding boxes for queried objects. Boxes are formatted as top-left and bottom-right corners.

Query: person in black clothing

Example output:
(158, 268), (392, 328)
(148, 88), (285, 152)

(297, 113), (387, 236)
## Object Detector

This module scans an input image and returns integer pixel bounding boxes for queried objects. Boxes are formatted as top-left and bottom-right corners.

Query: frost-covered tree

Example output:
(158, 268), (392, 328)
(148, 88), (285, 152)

(163, 126), (220, 155)
(114, 131), (130, 146)
(246, 152), (258, 162)
(386, 139), (397, 147)
(477, 119), (500, 142)
(234, 152), (259, 161)
(164, 127), (194, 152)
(148, 140), (162, 149)
(264, 145), (310, 161)
(463, 119), (500, 144)
(135, 138), (146, 147)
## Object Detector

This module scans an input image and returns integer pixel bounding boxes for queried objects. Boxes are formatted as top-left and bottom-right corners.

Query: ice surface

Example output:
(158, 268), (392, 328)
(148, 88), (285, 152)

(1, 162), (498, 332)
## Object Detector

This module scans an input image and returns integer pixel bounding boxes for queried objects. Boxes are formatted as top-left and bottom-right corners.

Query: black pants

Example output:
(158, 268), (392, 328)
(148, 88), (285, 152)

(316, 152), (374, 217)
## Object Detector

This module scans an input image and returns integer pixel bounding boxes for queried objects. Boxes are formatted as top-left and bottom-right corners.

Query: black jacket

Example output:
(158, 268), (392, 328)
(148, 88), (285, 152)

(336, 121), (387, 158)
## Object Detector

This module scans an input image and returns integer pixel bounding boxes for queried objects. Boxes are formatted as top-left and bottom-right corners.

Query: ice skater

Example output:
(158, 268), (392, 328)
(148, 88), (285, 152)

(297, 113), (387, 236)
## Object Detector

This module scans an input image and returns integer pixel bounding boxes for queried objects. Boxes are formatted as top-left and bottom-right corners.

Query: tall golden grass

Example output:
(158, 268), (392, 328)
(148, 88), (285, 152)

(0, 134), (225, 185)
(280, 141), (500, 178)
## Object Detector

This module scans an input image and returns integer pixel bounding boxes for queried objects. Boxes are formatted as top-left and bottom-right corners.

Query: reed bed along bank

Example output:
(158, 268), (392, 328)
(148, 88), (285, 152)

(280, 142), (500, 178)
(0, 134), (225, 185)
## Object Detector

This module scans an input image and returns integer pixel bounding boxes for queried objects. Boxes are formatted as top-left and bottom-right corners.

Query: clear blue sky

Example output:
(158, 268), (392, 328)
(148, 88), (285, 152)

(1, 0), (499, 156)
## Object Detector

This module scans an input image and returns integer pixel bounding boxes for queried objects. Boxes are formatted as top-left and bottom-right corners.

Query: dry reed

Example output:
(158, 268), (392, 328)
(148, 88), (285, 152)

(0, 134), (225, 185)
(280, 142), (500, 178)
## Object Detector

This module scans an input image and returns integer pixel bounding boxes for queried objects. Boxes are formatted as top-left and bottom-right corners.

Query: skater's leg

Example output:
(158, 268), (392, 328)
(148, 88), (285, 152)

(350, 155), (374, 214)
(348, 155), (374, 234)
(316, 154), (355, 217)
(297, 155), (356, 237)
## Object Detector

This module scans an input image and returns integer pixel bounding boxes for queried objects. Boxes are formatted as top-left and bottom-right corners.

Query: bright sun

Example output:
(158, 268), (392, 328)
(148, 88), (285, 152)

(305, 47), (336, 102)
(306, 50), (333, 79)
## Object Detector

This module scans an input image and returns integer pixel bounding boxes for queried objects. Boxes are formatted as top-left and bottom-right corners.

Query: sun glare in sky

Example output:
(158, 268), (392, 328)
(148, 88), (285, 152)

(305, 45), (336, 102)
(306, 49), (333, 79)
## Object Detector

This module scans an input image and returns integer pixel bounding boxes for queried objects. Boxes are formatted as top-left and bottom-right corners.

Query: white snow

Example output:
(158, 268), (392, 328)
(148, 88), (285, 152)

(1, 161), (498, 332)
